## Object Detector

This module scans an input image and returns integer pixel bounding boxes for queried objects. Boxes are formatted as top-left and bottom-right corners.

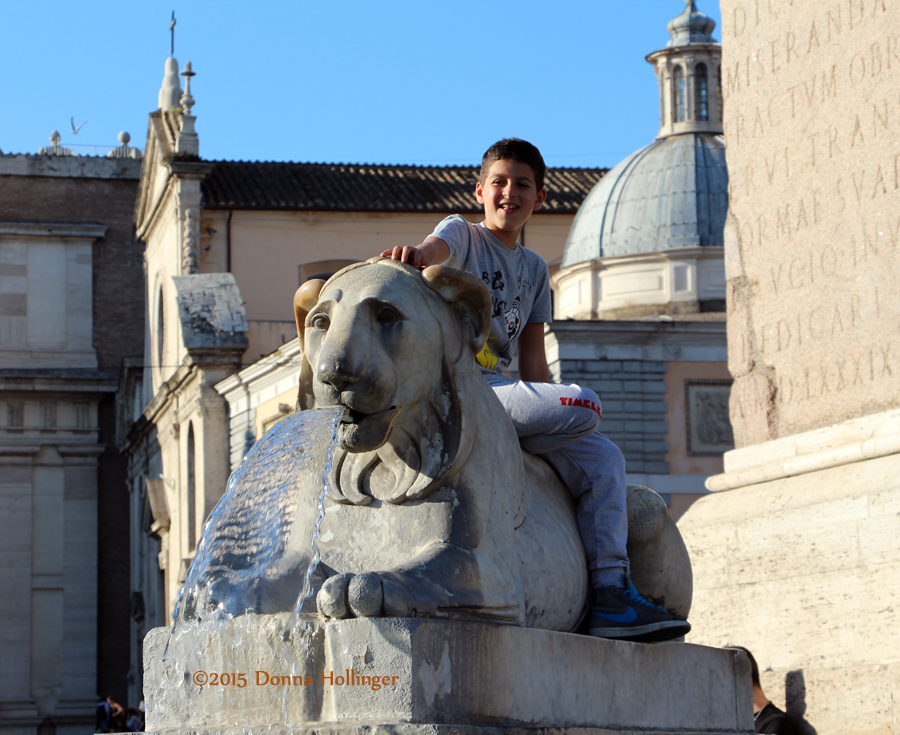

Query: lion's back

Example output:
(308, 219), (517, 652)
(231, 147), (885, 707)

(517, 453), (588, 631)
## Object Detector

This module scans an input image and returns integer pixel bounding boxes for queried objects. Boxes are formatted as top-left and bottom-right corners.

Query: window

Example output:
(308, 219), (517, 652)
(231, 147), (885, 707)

(187, 422), (197, 550)
(299, 259), (359, 284)
(717, 65), (723, 121)
(156, 286), (165, 368)
(673, 66), (686, 123)
(694, 63), (709, 121)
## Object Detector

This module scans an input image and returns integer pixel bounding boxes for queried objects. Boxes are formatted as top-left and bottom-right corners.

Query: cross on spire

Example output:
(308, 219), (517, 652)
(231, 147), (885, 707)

(170, 11), (176, 56)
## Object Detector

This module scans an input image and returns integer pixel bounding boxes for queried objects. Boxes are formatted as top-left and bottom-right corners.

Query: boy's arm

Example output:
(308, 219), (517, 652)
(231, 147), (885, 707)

(517, 322), (549, 383)
(381, 236), (450, 270)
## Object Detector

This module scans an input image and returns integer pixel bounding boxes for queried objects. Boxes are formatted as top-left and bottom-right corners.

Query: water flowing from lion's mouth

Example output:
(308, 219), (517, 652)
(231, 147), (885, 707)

(155, 407), (342, 728)
(163, 406), (343, 657)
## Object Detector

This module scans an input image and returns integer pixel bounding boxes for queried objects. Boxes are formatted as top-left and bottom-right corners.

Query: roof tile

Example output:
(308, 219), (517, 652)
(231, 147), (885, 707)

(201, 161), (606, 213)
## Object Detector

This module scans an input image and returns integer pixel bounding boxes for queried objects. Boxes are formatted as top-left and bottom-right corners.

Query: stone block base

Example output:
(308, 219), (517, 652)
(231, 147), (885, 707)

(143, 616), (751, 733)
(681, 426), (900, 735)
(136, 727), (741, 735)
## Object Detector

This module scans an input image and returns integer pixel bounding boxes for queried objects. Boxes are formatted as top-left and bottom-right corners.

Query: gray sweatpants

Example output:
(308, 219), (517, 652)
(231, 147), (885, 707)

(484, 372), (628, 589)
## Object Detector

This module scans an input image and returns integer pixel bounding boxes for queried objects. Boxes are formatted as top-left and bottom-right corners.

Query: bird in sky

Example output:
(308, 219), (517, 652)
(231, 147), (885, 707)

(71, 118), (86, 135)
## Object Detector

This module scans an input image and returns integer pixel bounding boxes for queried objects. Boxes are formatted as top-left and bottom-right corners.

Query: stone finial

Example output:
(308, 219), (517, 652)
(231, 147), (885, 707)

(175, 60), (199, 155)
(39, 130), (73, 156)
(108, 131), (142, 159)
(180, 60), (196, 116)
(667, 0), (717, 47)
(159, 57), (183, 112)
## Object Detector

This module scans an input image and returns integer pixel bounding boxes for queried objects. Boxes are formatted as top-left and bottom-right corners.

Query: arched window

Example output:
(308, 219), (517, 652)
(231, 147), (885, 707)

(156, 286), (165, 369)
(673, 66), (686, 123)
(187, 422), (196, 550)
(695, 63), (709, 121)
(717, 64), (723, 120)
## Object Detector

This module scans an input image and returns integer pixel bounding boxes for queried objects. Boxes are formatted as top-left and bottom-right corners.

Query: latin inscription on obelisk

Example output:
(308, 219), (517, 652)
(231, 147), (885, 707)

(722, 0), (900, 446)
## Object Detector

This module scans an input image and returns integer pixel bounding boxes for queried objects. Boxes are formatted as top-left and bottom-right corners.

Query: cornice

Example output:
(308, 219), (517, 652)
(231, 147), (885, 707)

(0, 222), (108, 239)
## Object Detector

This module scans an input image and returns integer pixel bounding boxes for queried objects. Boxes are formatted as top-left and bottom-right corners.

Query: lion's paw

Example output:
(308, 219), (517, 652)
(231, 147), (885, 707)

(317, 572), (383, 619)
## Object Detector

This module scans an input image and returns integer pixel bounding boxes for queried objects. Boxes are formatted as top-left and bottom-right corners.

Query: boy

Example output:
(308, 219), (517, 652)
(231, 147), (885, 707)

(382, 138), (689, 642)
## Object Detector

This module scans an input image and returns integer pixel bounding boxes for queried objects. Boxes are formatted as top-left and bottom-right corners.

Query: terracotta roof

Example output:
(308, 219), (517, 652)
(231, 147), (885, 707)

(201, 161), (606, 214)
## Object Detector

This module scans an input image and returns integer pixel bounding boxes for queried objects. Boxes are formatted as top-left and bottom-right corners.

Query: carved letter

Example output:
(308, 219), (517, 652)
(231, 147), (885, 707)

(873, 100), (888, 136)
(873, 165), (887, 197)
(827, 8), (842, 41)
(776, 204), (792, 236)
(808, 20), (821, 52)
(733, 6), (747, 36)
(850, 52), (866, 86)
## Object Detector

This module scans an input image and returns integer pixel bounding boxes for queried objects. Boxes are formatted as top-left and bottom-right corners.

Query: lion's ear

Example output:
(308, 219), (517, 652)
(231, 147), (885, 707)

(293, 279), (325, 411)
(293, 279), (326, 342)
(421, 265), (491, 355)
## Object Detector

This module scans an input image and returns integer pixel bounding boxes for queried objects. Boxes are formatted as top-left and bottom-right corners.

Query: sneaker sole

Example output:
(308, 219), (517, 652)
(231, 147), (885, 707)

(588, 619), (691, 643)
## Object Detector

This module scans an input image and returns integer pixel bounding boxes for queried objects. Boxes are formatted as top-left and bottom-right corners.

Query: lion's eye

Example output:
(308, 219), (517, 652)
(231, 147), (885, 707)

(376, 306), (401, 325)
(310, 313), (330, 331)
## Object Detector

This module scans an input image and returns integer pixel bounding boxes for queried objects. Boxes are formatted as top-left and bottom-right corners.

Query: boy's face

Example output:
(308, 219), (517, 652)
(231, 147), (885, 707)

(476, 159), (546, 241)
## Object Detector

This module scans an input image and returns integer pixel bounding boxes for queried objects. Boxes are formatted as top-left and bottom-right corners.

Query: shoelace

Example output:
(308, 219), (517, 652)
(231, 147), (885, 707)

(624, 578), (669, 613)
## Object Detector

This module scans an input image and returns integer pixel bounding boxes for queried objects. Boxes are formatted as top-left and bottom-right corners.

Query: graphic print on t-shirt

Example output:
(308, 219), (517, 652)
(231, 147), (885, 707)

(505, 297), (522, 339)
(481, 268), (523, 346)
(432, 215), (550, 372)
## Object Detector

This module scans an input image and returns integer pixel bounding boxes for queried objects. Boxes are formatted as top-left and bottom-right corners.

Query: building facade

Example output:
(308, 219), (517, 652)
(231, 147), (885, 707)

(0, 149), (143, 735)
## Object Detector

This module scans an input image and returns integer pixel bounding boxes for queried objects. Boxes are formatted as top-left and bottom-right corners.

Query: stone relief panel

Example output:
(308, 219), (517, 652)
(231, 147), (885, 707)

(686, 380), (735, 456)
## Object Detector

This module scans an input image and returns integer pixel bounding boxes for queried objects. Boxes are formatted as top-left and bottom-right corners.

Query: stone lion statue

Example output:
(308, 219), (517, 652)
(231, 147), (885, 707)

(177, 258), (691, 631)
(295, 259), (690, 631)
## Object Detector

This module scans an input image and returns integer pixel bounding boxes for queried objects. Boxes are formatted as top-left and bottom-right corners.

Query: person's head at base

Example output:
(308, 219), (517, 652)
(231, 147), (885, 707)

(476, 138), (547, 246)
(728, 646), (761, 688)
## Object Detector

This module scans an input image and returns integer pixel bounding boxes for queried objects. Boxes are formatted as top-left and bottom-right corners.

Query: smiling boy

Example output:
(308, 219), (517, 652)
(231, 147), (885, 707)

(382, 138), (689, 642)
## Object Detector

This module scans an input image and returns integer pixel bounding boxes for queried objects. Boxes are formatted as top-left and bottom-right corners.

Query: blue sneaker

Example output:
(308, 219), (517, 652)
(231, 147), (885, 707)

(589, 576), (690, 642)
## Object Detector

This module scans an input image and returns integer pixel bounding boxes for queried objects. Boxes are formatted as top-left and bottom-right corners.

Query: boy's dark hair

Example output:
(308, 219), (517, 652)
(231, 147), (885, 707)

(727, 646), (760, 687)
(480, 138), (546, 192)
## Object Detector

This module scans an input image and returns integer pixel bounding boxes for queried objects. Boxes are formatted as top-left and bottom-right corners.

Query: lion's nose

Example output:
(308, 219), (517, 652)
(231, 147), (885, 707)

(317, 344), (367, 393)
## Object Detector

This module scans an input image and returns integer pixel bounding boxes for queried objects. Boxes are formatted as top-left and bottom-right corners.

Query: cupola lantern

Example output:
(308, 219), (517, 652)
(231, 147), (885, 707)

(647, 0), (723, 139)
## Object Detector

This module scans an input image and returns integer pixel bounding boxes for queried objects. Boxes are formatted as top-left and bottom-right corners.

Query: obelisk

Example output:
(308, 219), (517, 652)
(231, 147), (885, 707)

(680, 2), (900, 733)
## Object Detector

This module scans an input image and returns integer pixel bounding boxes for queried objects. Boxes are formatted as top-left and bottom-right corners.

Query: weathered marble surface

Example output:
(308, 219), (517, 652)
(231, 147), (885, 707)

(721, 0), (900, 445)
(143, 616), (752, 733)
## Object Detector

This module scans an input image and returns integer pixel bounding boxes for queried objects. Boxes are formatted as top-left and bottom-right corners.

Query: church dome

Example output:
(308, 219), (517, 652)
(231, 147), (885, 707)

(562, 133), (727, 267)
(553, 0), (728, 320)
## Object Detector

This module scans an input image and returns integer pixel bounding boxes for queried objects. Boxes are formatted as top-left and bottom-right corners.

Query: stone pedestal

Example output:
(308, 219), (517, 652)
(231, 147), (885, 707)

(681, 411), (900, 733)
(142, 616), (752, 734)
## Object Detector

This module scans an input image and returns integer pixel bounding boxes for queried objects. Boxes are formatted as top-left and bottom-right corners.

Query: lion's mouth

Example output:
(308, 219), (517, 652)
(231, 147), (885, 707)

(340, 405), (397, 424)
(336, 404), (401, 452)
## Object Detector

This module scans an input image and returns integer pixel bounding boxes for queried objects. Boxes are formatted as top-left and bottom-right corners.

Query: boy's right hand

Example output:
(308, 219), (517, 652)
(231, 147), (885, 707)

(380, 237), (450, 270)
(381, 245), (428, 269)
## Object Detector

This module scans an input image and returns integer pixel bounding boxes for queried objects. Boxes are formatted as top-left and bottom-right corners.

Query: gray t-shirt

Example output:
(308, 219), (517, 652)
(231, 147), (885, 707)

(431, 215), (551, 373)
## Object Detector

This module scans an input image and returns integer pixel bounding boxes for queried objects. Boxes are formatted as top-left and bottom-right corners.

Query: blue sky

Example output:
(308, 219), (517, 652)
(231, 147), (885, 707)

(2, 1), (722, 169)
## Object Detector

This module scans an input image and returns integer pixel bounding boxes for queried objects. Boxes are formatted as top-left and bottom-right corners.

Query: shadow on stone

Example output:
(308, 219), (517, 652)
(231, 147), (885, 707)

(785, 669), (818, 735)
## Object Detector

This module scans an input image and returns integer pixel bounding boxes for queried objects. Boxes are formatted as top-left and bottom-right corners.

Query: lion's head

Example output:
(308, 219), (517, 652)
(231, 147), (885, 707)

(294, 259), (491, 505)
